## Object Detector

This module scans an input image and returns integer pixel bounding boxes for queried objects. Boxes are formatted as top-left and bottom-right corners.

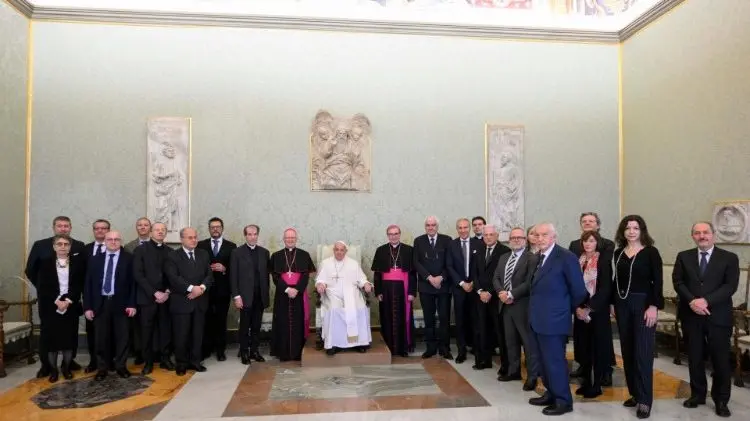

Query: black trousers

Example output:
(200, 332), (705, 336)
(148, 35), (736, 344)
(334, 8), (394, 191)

(474, 296), (505, 366)
(614, 293), (655, 407)
(239, 293), (264, 353)
(203, 294), (230, 356)
(419, 292), (451, 353)
(683, 314), (732, 403)
(173, 309), (206, 367)
(70, 318), (96, 366)
(575, 310), (611, 390)
(94, 298), (130, 371)
(140, 302), (172, 364)
(452, 288), (473, 354)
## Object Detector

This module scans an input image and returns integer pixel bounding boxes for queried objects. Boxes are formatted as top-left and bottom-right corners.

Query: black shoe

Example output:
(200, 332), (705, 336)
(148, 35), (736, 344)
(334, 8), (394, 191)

(455, 353), (466, 364)
(68, 360), (82, 371)
(85, 364), (97, 374)
(714, 402), (731, 418)
(189, 363), (207, 372)
(176, 366), (187, 376)
(61, 364), (73, 380)
(440, 350), (454, 360)
(356, 347), (367, 353)
(523, 378), (537, 391)
(636, 404), (651, 419)
(141, 364), (154, 375)
(623, 397), (637, 407)
(94, 370), (108, 381)
(48, 370), (59, 383)
(240, 352), (251, 365)
(116, 368), (132, 378)
(498, 373), (522, 382)
(529, 394), (554, 406)
(576, 387), (602, 399)
(421, 350), (436, 359)
(542, 404), (573, 415)
(36, 366), (51, 379)
(683, 396), (705, 408)
(472, 361), (491, 370)
(159, 358), (175, 371)
(497, 367), (508, 377)
(216, 351), (227, 362)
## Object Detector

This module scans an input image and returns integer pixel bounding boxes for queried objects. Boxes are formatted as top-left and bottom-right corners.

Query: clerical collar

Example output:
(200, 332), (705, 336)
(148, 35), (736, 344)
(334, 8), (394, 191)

(246, 243), (256, 250)
(139, 237), (149, 242)
(150, 239), (163, 247)
(390, 243), (400, 248)
(286, 247), (295, 252)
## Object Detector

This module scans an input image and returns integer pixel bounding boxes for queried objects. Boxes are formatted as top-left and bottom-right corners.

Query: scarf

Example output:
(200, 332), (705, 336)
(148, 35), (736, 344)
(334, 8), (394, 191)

(579, 252), (599, 297)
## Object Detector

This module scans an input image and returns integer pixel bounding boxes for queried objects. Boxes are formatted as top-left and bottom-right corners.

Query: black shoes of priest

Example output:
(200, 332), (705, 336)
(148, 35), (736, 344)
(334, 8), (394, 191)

(240, 352), (251, 365)
(472, 361), (492, 370)
(574, 385), (602, 399)
(498, 372), (522, 382)
(455, 353), (467, 364)
(714, 402), (731, 417)
(683, 397), (730, 417)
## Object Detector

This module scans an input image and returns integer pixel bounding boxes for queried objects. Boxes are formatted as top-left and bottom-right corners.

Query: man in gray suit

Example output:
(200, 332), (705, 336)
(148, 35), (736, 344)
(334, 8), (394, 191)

(124, 217), (152, 253)
(493, 227), (539, 391)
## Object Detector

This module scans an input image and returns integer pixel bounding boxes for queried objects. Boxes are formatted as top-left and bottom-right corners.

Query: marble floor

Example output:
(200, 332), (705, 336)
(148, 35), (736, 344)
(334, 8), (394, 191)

(1, 340), (749, 421)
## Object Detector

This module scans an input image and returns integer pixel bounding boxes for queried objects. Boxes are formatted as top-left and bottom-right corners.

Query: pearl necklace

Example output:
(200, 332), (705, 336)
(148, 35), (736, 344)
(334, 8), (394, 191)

(614, 247), (640, 300)
(56, 258), (68, 269)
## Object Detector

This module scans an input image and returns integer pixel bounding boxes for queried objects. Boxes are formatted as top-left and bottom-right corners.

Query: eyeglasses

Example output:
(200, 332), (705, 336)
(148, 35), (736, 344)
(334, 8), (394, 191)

(509, 236), (526, 241)
(105, 238), (122, 242)
(54, 242), (71, 247)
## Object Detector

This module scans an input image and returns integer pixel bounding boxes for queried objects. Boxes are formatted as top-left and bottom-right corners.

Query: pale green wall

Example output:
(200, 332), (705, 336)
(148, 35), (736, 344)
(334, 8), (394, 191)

(0, 1), (28, 320)
(622, 0), (750, 275)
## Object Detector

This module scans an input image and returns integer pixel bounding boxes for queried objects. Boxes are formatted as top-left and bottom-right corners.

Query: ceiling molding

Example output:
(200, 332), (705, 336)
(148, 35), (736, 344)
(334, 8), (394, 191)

(5, 0), (33, 17)
(619, 0), (685, 41)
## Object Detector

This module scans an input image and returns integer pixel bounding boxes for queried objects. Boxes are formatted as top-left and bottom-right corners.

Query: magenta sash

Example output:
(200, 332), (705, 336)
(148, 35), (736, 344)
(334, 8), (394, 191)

(382, 269), (412, 345)
(282, 272), (310, 338)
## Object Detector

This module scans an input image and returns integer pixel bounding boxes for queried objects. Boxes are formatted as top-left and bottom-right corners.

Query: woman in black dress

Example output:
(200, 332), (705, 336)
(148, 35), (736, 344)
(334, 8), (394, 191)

(37, 234), (85, 382)
(612, 215), (663, 418)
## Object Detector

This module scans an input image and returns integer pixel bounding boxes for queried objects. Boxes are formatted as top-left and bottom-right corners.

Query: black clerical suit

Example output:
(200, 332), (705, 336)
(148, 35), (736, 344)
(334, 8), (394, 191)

(230, 244), (271, 358)
(196, 237), (236, 358)
(133, 240), (173, 367)
(83, 249), (135, 372)
(673, 247), (739, 406)
(413, 233), (453, 357)
(446, 237), (478, 359)
(25, 236), (85, 374)
(471, 242), (510, 369)
(164, 248), (214, 370)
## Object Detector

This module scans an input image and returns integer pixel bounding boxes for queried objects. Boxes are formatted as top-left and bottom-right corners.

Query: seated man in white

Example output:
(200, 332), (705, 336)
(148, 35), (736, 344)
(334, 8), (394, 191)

(315, 241), (373, 355)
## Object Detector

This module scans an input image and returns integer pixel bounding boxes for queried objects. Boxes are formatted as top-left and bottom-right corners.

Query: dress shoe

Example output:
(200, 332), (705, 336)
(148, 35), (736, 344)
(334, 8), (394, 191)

(636, 404), (651, 419)
(529, 394), (554, 406)
(251, 352), (266, 362)
(326, 348), (337, 356)
(48, 370), (59, 383)
(575, 386), (602, 399)
(85, 364), (97, 374)
(141, 364), (153, 375)
(497, 367), (508, 377)
(175, 366), (187, 376)
(542, 404), (573, 415)
(61, 365), (73, 380)
(160, 358), (176, 371)
(472, 361), (491, 370)
(36, 366), (51, 379)
(189, 363), (207, 372)
(68, 360), (82, 371)
(623, 397), (637, 407)
(455, 353), (466, 364)
(498, 373), (522, 382)
(682, 396), (705, 408)
(116, 368), (132, 378)
(523, 378), (538, 391)
(421, 350), (436, 359)
(714, 402), (731, 417)
(216, 351), (227, 362)
(240, 352), (251, 365)
(440, 351), (454, 360)
(356, 347), (367, 353)
(94, 370), (108, 381)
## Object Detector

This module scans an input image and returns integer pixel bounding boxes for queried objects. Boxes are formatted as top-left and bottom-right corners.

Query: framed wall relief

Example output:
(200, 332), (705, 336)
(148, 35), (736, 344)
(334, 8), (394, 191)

(712, 200), (750, 245)
(310, 110), (372, 192)
(486, 124), (525, 241)
(146, 117), (191, 244)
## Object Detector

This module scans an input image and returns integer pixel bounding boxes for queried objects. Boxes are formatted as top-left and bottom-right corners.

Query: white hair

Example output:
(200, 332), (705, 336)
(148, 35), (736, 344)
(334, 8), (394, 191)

(536, 222), (557, 235)
(424, 215), (440, 225)
(483, 224), (499, 234)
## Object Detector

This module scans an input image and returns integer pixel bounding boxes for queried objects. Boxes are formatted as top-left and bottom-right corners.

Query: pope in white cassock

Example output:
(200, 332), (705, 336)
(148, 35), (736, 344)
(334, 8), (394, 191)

(315, 241), (373, 355)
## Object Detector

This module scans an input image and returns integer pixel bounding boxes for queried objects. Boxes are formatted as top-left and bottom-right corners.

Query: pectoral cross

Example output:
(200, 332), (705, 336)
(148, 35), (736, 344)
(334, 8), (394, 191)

(331, 273), (340, 283)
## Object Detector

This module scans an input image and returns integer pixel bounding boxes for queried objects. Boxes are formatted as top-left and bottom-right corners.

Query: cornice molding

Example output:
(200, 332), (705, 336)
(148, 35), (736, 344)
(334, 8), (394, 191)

(4, 0), (33, 17)
(619, 0), (685, 41)
(7, 0), (683, 43)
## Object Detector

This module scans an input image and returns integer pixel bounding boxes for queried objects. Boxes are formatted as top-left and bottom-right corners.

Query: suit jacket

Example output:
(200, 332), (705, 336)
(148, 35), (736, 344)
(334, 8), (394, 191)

(197, 238), (237, 298)
(230, 244), (271, 309)
(529, 244), (588, 335)
(575, 250), (613, 313)
(673, 247), (740, 327)
(164, 247), (214, 314)
(446, 237), (478, 288)
(492, 249), (536, 312)
(132, 240), (171, 306)
(37, 256), (86, 319)
(412, 233), (453, 294)
(471, 242), (511, 293)
(568, 236), (615, 257)
(25, 236), (86, 287)
(83, 249), (136, 314)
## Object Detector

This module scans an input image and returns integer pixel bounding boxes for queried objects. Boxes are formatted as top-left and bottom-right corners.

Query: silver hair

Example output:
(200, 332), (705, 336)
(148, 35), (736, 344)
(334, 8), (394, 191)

(482, 224), (499, 234)
(536, 222), (557, 235)
(425, 215), (440, 225)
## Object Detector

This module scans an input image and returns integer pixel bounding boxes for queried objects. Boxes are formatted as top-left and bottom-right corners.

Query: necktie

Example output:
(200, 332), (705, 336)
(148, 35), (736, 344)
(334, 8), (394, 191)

(188, 251), (195, 261)
(532, 251), (544, 280)
(461, 240), (469, 277)
(430, 237), (435, 248)
(699, 251), (708, 275)
(96, 244), (103, 256)
(139, 240), (146, 245)
(212, 239), (219, 257)
(103, 253), (115, 295)
(486, 247), (492, 261)
(503, 252), (517, 291)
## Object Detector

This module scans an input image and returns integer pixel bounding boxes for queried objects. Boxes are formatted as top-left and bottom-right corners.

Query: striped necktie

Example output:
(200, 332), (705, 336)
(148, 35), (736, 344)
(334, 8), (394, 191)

(503, 252), (518, 291)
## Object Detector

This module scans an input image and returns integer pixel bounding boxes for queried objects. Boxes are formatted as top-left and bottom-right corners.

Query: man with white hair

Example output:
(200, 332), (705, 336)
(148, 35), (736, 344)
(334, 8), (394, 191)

(315, 241), (373, 355)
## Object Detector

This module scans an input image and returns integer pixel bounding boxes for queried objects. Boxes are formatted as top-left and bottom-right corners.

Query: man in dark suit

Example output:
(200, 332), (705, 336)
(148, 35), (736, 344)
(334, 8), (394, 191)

(81, 219), (111, 373)
(25, 215), (86, 377)
(413, 216), (453, 359)
(446, 218), (477, 364)
(230, 224), (271, 365)
(83, 230), (137, 381)
(196, 217), (237, 361)
(493, 227), (538, 390)
(527, 223), (587, 416)
(673, 221), (739, 418)
(165, 227), (214, 375)
(568, 211), (616, 384)
(471, 224), (510, 371)
(133, 222), (175, 375)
